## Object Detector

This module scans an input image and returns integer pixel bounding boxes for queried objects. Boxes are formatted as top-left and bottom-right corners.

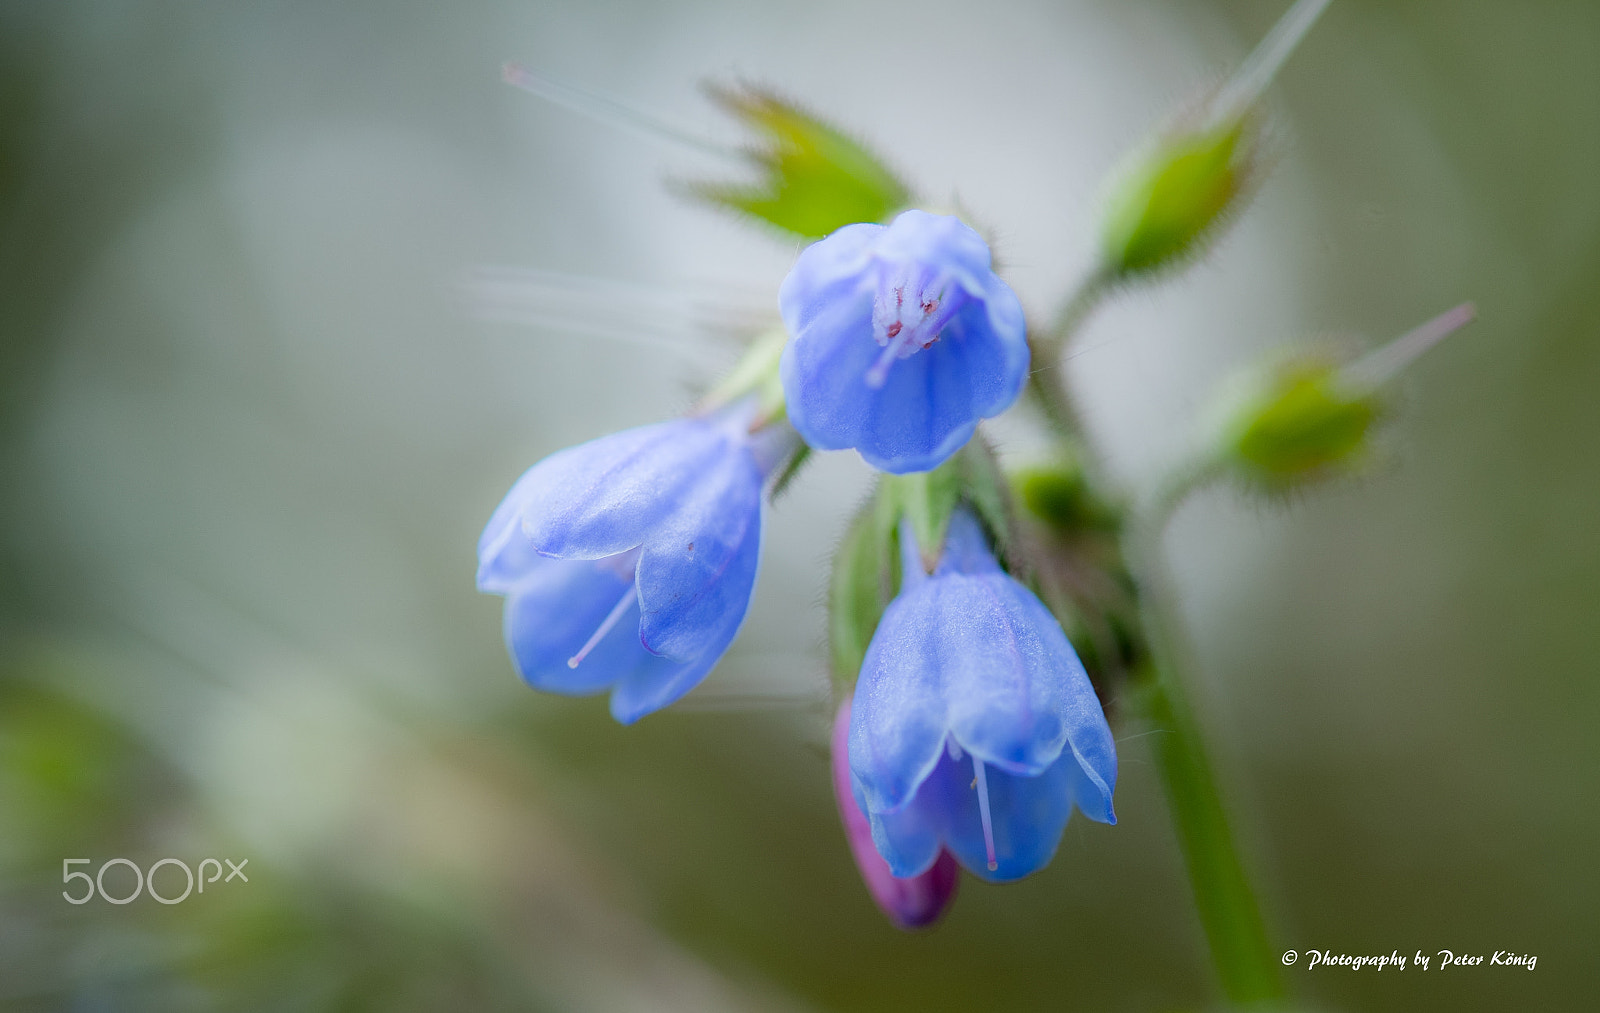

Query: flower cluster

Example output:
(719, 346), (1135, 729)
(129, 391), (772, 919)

(478, 205), (1116, 928)
(479, 2), (1401, 939)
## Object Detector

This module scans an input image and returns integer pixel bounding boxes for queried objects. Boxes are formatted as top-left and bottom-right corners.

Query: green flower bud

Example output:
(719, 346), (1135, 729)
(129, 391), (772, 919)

(1214, 302), (1477, 490)
(1221, 357), (1382, 489)
(1099, 116), (1257, 279)
(1012, 457), (1118, 536)
(1097, 0), (1332, 279)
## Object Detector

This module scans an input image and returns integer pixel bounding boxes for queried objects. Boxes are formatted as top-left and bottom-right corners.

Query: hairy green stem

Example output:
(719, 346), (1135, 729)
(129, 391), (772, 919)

(1129, 467), (1284, 1007)
(1134, 647), (1283, 1005)
(1027, 267), (1112, 439)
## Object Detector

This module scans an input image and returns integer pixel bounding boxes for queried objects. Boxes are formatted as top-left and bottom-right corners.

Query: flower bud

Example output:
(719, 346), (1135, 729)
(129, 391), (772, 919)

(1218, 357), (1382, 489)
(1213, 302), (1476, 490)
(832, 695), (958, 929)
(1099, 116), (1257, 279)
(1012, 457), (1118, 536)
(1097, 0), (1332, 279)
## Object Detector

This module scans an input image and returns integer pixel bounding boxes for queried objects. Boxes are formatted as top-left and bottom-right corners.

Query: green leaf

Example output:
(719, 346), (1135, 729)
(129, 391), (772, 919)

(828, 498), (899, 685)
(702, 326), (788, 422)
(694, 84), (911, 240)
(768, 443), (811, 500)
(952, 437), (1015, 559)
(883, 466), (961, 572)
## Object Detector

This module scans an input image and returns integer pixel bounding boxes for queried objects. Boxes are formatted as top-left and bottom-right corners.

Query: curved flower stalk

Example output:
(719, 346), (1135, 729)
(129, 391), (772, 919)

(779, 210), (1028, 474)
(832, 694), (958, 929)
(477, 403), (794, 724)
(848, 509), (1117, 882)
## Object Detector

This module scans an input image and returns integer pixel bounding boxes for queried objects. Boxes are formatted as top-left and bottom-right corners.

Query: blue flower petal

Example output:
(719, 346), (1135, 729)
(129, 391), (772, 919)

(872, 210), (995, 294)
(607, 646), (718, 725)
(502, 553), (655, 695)
(635, 443), (764, 662)
(477, 469), (550, 594)
(778, 222), (883, 332)
(849, 581), (952, 814)
(928, 508), (1003, 578)
(512, 417), (732, 561)
(779, 290), (878, 454)
(926, 573), (1074, 776)
(1063, 685), (1119, 825)
(931, 748), (1080, 883)
(858, 771), (946, 879)
(778, 210), (1029, 474)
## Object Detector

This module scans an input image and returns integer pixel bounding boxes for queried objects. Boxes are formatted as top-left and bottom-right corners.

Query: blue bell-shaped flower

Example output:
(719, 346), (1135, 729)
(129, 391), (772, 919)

(478, 406), (784, 723)
(778, 210), (1028, 474)
(848, 509), (1117, 881)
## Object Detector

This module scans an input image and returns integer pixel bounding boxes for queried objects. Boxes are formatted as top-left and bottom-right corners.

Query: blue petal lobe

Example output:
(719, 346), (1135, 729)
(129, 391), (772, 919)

(477, 467), (553, 593)
(514, 418), (728, 561)
(635, 441), (764, 662)
(607, 648), (718, 725)
(779, 289), (879, 454)
(1063, 680), (1119, 824)
(972, 279), (1029, 415)
(778, 222), (882, 333)
(502, 555), (652, 695)
(859, 772), (946, 879)
(873, 211), (995, 293)
(934, 749), (1078, 883)
(890, 572), (1065, 778)
(849, 583), (949, 814)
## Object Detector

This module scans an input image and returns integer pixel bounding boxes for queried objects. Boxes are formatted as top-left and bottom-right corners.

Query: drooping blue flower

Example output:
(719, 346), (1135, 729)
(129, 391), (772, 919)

(778, 209), (1028, 474)
(477, 407), (782, 724)
(848, 509), (1117, 882)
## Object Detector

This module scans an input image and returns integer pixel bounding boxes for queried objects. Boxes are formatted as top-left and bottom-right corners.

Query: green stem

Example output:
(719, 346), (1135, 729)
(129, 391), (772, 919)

(1134, 651), (1283, 1005)
(1046, 264), (1112, 349)
(1027, 266), (1112, 439)
(1129, 466), (1284, 1007)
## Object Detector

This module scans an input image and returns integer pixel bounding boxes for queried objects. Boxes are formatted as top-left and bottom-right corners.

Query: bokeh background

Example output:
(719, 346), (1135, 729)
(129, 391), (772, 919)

(2, 1), (1596, 1010)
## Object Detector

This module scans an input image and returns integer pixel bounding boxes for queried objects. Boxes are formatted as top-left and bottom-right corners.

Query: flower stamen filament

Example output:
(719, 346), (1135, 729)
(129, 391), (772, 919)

(972, 755), (998, 872)
(568, 582), (637, 669)
(865, 271), (964, 388)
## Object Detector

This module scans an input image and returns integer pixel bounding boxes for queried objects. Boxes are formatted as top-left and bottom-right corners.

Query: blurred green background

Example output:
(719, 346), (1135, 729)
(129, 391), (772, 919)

(1, 1), (1595, 1010)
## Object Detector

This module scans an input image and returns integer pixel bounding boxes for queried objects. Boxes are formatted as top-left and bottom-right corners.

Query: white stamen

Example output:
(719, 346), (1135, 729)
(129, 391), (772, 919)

(865, 274), (963, 388)
(1212, 0), (1333, 121)
(973, 756), (998, 872)
(945, 735), (965, 762)
(567, 584), (637, 669)
(865, 337), (908, 388)
(1344, 302), (1477, 388)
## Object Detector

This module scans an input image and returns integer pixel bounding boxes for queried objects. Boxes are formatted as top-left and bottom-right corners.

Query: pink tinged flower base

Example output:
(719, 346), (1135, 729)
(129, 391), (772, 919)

(832, 696), (958, 929)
